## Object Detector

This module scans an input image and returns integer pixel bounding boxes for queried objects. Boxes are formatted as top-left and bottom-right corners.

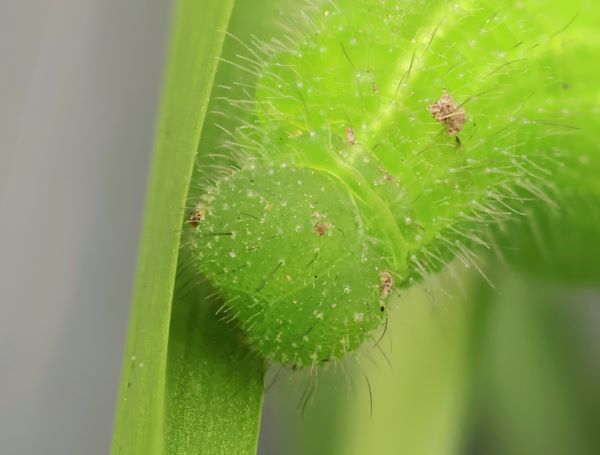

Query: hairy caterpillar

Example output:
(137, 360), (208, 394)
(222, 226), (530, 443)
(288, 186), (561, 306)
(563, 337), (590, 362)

(188, 0), (596, 368)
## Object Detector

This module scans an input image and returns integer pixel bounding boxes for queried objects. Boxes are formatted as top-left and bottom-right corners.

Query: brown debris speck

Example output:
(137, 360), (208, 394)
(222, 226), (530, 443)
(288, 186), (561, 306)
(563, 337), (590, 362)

(379, 271), (393, 299)
(428, 92), (467, 135)
(311, 211), (331, 236)
(187, 205), (207, 226)
(313, 222), (330, 236)
(345, 127), (357, 145)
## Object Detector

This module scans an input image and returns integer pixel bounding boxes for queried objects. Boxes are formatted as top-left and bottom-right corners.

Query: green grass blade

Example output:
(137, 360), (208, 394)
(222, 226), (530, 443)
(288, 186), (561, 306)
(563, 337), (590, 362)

(165, 271), (265, 454)
(111, 1), (235, 453)
(159, 2), (290, 450)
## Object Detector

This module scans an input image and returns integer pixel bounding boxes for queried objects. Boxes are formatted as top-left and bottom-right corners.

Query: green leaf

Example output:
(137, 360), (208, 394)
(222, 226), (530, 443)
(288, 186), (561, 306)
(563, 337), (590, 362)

(110, 1), (266, 454)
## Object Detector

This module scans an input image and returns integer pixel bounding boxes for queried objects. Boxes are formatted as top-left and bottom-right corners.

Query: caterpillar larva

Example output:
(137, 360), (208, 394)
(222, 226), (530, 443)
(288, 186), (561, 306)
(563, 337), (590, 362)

(188, 0), (595, 368)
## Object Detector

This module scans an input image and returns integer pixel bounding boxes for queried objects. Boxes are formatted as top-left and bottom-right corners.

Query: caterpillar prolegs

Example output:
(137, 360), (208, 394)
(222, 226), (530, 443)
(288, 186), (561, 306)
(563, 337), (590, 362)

(188, 0), (592, 368)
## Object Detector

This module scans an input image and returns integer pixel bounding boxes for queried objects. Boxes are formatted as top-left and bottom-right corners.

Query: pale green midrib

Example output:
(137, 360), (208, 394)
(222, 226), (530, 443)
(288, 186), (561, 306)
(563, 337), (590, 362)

(314, 1), (474, 278)
(255, 1), (575, 283)
(363, 0), (474, 146)
(305, 3), (473, 280)
(245, 3), (474, 281)
(350, 3), (569, 274)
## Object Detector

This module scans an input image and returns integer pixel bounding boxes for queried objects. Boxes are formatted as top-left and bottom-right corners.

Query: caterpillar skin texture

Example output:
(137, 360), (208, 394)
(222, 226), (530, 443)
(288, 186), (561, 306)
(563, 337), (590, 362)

(190, 0), (595, 368)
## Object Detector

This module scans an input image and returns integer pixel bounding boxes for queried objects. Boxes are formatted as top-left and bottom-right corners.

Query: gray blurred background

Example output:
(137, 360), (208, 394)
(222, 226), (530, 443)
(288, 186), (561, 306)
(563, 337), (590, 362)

(0, 1), (172, 453)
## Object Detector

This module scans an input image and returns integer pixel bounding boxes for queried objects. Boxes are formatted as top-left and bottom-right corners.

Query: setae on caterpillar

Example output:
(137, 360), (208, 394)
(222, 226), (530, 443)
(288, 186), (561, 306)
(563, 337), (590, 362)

(187, 0), (597, 368)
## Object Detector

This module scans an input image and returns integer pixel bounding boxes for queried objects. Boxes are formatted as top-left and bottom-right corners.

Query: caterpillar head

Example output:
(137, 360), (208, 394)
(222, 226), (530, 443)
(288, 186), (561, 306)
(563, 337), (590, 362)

(189, 163), (392, 368)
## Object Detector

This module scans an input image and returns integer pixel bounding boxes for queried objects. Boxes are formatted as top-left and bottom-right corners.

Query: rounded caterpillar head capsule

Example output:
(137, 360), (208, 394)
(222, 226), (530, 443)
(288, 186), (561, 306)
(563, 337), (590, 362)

(191, 164), (392, 367)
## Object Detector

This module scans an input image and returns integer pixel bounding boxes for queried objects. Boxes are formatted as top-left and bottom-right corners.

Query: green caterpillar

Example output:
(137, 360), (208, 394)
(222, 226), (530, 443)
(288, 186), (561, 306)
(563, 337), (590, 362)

(188, 0), (598, 368)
